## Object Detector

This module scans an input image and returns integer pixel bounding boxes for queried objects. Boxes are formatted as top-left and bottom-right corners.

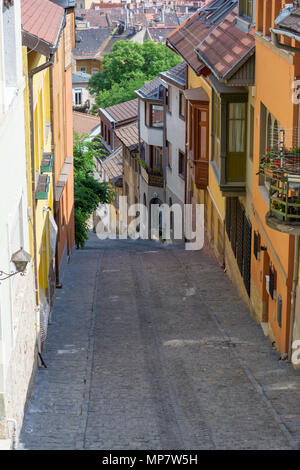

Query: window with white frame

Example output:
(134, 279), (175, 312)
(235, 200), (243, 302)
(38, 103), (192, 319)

(74, 88), (82, 105)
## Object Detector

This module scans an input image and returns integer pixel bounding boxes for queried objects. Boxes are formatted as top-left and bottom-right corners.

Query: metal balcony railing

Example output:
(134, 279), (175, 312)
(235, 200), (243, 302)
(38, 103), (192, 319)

(259, 130), (300, 226)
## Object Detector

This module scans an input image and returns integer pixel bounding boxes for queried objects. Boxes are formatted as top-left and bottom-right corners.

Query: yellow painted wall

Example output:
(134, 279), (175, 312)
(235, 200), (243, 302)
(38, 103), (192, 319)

(26, 51), (53, 297)
(23, 47), (34, 259)
(187, 68), (226, 220)
(76, 58), (102, 74)
(252, 38), (298, 353)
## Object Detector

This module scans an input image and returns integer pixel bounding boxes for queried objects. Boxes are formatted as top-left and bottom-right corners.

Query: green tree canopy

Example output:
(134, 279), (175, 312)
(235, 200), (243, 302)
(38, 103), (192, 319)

(73, 132), (115, 248)
(89, 40), (182, 109)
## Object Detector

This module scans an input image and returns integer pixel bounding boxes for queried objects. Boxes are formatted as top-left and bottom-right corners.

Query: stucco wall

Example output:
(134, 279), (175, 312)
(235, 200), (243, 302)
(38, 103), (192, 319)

(165, 83), (185, 204)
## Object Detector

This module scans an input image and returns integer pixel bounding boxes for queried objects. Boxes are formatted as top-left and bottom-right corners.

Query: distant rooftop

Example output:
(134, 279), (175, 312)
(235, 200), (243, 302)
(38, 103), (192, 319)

(135, 76), (165, 100)
(100, 99), (138, 124)
(72, 71), (91, 83)
(115, 123), (139, 151)
(73, 112), (100, 136)
(73, 28), (111, 59)
(160, 61), (186, 88)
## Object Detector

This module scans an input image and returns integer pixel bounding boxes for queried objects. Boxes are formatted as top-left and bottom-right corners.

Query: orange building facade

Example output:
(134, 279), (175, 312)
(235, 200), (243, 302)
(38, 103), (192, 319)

(51, 5), (76, 283)
(251, 0), (300, 355)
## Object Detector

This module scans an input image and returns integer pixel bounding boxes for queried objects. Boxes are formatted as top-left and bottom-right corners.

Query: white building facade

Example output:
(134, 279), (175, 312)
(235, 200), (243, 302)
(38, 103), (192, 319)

(0, 0), (36, 449)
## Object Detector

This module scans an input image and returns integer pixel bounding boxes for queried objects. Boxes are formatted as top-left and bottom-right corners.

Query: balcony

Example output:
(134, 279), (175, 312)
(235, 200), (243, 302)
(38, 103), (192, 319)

(139, 161), (164, 188)
(259, 148), (300, 235)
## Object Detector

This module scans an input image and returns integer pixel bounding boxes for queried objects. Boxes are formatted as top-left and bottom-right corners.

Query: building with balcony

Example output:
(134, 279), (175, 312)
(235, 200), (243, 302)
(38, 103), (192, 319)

(160, 61), (186, 239)
(135, 76), (166, 220)
(250, 1), (300, 362)
(99, 99), (138, 153)
(167, 0), (255, 294)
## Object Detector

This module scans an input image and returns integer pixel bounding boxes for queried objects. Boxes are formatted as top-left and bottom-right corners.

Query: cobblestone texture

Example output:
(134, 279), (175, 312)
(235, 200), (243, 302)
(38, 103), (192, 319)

(19, 234), (300, 450)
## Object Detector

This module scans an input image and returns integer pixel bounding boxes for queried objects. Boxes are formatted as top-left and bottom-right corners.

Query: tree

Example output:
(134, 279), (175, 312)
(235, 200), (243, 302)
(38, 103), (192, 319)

(92, 72), (146, 110)
(73, 132), (115, 248)
(89, 40), (181, 109)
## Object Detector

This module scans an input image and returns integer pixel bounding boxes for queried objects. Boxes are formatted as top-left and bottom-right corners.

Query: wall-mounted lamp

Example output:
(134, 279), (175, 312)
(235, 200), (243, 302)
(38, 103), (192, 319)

(0, 247), (31, 281)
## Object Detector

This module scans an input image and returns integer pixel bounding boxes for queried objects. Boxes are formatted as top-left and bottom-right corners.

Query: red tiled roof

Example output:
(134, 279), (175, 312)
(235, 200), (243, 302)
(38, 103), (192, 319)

(91, 2), (122, 8)
(115, 123), (139, 150)
(21, 0), (65, 47)
(73, 112), (100, 136)
(103, 99), (138, 124)
(101, 148), (123, 180)
(196, 9), (255, 80)
(167, 0), (237, 75)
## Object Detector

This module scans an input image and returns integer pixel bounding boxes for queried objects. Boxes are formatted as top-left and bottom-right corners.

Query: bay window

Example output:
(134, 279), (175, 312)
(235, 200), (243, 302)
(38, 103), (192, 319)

(145, 103), (163, 128)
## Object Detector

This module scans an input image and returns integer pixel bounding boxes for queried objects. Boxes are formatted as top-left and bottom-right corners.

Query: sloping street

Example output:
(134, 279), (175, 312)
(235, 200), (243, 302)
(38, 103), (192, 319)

(19, 234), (300, 450)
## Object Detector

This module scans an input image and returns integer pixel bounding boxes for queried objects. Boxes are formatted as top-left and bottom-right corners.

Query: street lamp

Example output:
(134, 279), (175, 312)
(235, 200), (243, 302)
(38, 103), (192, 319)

(0, 247), (31, 281)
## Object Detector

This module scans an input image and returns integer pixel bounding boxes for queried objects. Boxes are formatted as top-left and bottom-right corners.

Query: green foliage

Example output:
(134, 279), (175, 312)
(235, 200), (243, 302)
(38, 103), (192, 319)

(92, 72), (146, 111)
(89, 40), (181, 109)
(73, 132), (115, 248)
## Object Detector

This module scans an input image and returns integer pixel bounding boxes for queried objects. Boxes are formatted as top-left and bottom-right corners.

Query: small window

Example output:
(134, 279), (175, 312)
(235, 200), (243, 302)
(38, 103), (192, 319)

(178, 150), (185, 178)
(269, 264), (276, 300)
(249, 105), (254, 161)
(80, 66), (86, 73)
(75, 88), (82, 105)
(240, 0), (253, 21)
(167, 87), (172, 113)
(277, 295), (282, 328)
(167, 141), (172, 169)
(179, 91), (185, 119)
(150, 146), (163, 169)
(228, 103), (246, 153)
(146, 103), (163, 128)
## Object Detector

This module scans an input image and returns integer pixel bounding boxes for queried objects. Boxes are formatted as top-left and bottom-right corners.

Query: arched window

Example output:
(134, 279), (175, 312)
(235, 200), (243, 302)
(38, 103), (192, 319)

(273, 120), (279, 150)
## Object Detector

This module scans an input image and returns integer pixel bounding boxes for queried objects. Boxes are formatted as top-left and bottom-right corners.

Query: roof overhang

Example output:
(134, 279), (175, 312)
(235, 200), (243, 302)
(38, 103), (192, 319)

(183, 86), (209, 102)
(159, 71), (185, 90)
(22, 12), (65, 58)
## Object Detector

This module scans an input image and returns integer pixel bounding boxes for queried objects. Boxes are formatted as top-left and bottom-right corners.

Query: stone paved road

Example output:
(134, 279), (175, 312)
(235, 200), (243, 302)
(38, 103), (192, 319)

(19, 234), (300, 450)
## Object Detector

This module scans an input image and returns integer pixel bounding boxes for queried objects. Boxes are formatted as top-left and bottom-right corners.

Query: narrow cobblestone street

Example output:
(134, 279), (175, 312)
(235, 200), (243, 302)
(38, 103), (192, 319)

(19, 234), (300, 450)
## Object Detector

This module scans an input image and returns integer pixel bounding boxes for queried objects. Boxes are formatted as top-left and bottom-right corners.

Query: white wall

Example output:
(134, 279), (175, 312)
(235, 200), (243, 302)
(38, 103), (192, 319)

(0, 0), (36, 445)
(165, 83), (185, 204)
(139, 99), (163, 149)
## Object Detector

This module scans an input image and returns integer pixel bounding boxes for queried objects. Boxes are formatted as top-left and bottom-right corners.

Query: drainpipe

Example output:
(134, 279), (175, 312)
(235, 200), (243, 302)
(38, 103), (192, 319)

(271, 29), (300, 54)
(288, 235), (300, 361)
